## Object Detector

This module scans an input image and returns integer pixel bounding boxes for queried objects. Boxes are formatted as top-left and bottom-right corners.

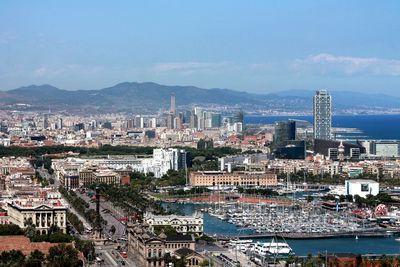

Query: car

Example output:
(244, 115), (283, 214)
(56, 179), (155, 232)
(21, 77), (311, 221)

(120, 261), (126, 266)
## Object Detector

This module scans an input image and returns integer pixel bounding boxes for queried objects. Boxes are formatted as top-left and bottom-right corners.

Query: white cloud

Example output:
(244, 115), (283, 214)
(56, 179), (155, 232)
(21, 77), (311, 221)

(292, 53), (400, 76)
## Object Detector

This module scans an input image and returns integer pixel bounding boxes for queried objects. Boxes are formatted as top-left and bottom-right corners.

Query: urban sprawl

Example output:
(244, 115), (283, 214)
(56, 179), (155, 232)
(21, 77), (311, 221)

(0, 90), (400, 267)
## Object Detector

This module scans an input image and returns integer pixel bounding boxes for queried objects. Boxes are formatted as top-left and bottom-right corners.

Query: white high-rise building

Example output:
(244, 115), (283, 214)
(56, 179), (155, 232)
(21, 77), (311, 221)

(149, 118), (157, 128)
(140, 117), (145, 128)
(313, 89), (332, 140)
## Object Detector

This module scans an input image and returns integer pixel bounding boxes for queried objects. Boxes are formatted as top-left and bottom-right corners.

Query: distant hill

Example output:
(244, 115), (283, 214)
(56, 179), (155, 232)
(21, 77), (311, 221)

(1, 82), (399, 113)
(276, 89), (400, 109)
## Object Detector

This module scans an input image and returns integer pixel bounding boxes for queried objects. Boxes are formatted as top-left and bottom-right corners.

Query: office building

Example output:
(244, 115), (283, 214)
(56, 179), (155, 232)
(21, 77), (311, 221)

(313, 90), (332, 140)
(274, 121), (296, 147)
(314, 139), (365, 160)
(275, 140), (306, 160)
(166, 114), (174, 129)
(373, 141), (400, 158)
(233, 111), (244, 124)
(170, 94), (176, 116)
(189, 113), (198, 129)
(134, 115), (141, 128)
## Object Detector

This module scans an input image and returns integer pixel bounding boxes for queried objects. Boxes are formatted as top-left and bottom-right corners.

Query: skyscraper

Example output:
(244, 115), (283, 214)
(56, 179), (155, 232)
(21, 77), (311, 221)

(170, 94), (176, 116)
(313, 89), (332, 140)
(274, 120), (296, 147)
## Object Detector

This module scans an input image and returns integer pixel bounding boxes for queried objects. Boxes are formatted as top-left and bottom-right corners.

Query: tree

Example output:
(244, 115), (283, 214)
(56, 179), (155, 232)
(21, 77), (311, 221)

(346, 194), (354, 203)
(48, 224), (61, 235)
(171, 256), (186, 267)
(0, 224), (24, 235)
(0, 250), (26, 266)
(354, 195), (364, 207)
(47, 244), (80, 267)
(24, 218), (37, 239)
(26, 249), (45, 267)
(153, 225), (178, 236)
(74, 239), (95, 260)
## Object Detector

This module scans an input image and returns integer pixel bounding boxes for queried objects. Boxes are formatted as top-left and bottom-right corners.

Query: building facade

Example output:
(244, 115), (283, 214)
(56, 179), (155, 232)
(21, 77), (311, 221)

(313, 90), (332, 140)
(144, 212), (203, 236)
(7, 201), (67, 234)
(190, 171), (277, 187)
(345, 179), (379, 198)
(128, 222), (199, 267)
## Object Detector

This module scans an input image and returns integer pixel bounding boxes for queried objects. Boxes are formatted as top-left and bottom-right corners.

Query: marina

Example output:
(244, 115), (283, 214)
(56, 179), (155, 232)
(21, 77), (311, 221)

(163, 201), (400, 256)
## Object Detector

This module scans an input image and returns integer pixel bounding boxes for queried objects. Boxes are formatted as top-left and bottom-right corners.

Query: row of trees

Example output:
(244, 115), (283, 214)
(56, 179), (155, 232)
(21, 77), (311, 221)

(0, 144), (155, 158)
(59, 186), (107, 228)
(167, 187), (211, 196)
(66, 211), (84, 234)
(34, 170), (50, 187)
(0, 224), (24, 235)
(0, 245), (82, 267)
(0, 224), (94, 265)
(321, 192), (395, 207)
(91, 183), (165, 215)
(157, 170), (187, 187)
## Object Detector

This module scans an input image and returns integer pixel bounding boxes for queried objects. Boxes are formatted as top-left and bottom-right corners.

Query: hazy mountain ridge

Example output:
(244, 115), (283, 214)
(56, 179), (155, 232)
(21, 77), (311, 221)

(1, 82), (399, 112)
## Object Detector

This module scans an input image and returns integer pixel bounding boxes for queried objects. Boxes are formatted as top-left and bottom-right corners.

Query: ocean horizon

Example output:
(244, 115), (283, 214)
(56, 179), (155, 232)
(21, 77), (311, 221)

(245, 114), (400, 140)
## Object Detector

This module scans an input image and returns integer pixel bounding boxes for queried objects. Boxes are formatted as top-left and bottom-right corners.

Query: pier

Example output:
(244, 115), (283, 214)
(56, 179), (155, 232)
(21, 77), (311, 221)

(216, 229), (399, 240)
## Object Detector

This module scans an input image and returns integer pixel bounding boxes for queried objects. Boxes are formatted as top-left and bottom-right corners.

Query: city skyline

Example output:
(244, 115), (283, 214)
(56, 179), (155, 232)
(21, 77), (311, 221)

(1, 1), (400, 96)
(0, 1), (400, 264)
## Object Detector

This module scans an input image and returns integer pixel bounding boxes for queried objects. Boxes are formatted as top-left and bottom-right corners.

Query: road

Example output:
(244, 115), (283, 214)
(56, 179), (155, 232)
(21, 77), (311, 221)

(39, 167), (139, 266)
(76, 191), (127, 240)
(95, 243), (136, 267)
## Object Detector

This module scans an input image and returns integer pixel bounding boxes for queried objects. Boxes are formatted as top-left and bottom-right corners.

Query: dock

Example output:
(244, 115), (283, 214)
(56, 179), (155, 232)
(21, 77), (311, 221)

(216, 229), (399, 240)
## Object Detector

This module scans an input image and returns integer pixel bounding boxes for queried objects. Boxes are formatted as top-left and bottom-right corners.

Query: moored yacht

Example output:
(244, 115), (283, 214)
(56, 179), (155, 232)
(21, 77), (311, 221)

(252, 238), (293, 258)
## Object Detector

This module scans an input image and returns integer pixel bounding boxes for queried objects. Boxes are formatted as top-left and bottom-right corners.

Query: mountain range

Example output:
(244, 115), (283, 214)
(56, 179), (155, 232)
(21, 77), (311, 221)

(0, 82), (399, 113)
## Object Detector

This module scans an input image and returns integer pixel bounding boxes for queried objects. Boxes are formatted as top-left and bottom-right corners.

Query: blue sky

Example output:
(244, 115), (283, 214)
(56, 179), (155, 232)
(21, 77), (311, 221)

(1, 1), (400, 95)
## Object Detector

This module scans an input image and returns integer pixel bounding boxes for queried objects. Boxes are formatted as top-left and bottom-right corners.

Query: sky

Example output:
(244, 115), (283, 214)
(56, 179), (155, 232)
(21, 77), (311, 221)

(1, 1), (400, 96)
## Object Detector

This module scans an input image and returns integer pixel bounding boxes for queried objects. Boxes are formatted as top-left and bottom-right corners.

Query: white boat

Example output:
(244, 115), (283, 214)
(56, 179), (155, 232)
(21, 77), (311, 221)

(252, 239), (293, 257)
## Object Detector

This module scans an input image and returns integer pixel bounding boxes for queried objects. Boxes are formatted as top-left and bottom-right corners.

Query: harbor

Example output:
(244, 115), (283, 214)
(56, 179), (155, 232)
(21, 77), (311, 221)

(163, 201), (400, 256)
(204, 200), (397, 238)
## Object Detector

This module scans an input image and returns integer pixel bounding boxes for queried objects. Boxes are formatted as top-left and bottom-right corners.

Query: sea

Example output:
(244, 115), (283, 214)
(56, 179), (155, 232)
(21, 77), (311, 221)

(164, 202), (400, 256)
(244, 114), (400, 140)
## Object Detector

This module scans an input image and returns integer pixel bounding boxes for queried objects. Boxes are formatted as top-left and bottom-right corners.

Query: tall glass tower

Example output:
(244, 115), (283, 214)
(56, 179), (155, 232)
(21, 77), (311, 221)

(313, 90), (332, 140)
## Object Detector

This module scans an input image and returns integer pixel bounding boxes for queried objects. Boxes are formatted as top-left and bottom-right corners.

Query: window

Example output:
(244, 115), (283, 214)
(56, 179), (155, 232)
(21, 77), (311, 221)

(361, 184), (369, 192)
